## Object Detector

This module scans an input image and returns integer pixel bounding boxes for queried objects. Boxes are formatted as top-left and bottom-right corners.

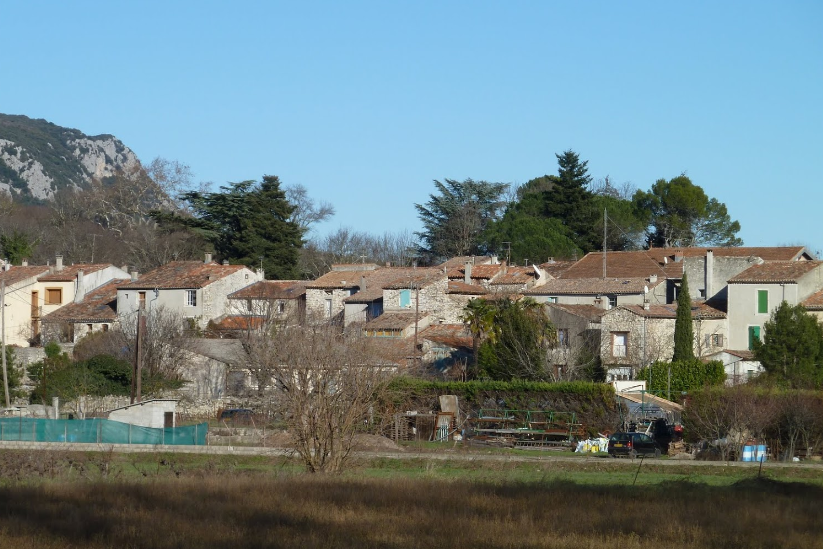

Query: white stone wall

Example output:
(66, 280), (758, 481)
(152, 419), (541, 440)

(305, 288), (350, 322)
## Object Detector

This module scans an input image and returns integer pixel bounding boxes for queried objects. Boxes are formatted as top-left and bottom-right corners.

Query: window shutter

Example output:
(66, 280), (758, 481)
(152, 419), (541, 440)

(757, 290), (768, 314)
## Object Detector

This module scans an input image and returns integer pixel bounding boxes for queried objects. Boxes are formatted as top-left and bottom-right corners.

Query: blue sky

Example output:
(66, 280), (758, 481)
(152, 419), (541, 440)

(2, 2), (821, 254)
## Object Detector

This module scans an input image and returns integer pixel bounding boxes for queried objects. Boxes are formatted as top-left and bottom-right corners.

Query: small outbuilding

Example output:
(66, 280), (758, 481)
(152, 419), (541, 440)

(106, 399), (178, 429)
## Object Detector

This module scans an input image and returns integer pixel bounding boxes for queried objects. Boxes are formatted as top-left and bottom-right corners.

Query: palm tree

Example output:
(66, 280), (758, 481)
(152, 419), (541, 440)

(462, 298), (498, 379)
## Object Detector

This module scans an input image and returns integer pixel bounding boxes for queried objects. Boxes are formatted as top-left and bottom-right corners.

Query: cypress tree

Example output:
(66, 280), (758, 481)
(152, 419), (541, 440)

(673, 272), (694, 361)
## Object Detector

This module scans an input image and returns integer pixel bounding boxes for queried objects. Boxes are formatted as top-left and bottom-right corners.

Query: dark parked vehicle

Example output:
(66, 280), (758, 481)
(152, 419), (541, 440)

(608, 432), (662, 459)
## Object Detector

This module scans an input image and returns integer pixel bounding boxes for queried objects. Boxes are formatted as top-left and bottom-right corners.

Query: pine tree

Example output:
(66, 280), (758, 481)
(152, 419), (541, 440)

(543, 150), (597, 251)
(672, 272), (694, 361)
(153, 175), (304, 279)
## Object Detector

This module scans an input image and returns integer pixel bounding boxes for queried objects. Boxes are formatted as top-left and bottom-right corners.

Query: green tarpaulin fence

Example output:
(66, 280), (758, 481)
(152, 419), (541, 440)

(0, 418), (207, 445)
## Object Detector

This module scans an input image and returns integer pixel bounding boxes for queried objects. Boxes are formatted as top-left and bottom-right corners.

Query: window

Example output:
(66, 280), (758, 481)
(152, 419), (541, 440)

(607, 295), (617, 309)
(757, 290), (768, 314)
(612, 332), (628, 357)
(546, 296), (558, 304)
(711, 334), (724, 347)
(102, 324), (109, 332)
(325, 298), (333, 318)
(138, 291), (146, 308)
(185, 290), (197, 307)
(45, 288), (62, 305)
(748, 325), (761, 350)
(399, 289), (411, 308)
(277, 301), (285, 314)
(557, 328), (569, 347)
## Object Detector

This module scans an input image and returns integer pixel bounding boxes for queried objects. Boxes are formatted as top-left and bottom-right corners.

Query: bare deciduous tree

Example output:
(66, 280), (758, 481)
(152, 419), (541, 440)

(261, 324), (397, 472)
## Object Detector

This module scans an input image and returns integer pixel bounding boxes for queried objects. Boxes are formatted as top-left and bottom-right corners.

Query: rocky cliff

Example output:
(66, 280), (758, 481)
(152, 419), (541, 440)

(0, 114), (141, 202)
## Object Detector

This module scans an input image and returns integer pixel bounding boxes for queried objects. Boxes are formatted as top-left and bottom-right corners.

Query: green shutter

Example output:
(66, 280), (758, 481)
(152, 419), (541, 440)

(757, 290), (768, 314)
(748, 326), (761, 350)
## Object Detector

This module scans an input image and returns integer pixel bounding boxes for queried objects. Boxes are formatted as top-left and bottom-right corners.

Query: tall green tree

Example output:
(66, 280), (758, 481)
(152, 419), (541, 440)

(0, 230), (38, 264)
(632, 175), (742, 248)
(415, 178), (508, 262)
(673, 272), (695, 361)
(475, 298), (556, 381)
(543, 150), (598, 250)
(153, 175), (303, 279)
(753, 302), (823, 389)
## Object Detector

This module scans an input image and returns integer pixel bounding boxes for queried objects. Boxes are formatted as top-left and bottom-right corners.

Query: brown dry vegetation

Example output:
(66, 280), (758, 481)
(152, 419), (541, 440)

(0, 467), (821, 548)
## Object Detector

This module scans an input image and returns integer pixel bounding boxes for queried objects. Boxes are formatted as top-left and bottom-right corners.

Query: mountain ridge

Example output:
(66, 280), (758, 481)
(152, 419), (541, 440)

(0, 113), (141, 203)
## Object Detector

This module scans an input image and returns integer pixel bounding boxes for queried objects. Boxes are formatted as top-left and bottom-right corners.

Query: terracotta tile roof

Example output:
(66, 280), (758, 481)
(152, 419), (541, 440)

(561, 247), (811, 281)
(209, 315), (265, 331)
(526, 277), (662, 296)
(802, 289), (823, 310)
(118, 261), (248, 290)
(723, 349), (756, 360)
(546, 303), (607, 322)
(342, 268), (443, 303)
(43, 279), (126, 323)
(37, 264), (110, 282)
(447, 263), (503, 280)
(539, 260), (576, 278)
(447, 281), (488, 295)
(0, 266), (50, 286)
(330, 263), (380, 271)
(306, 267), (380, 290)
(364, 312), (425, 331)
(617, 302), (726, 319)
(561, 251), (683, 279)
(728, 261), (822, 284)
(419, 324), (472, 350)
(365, 337), (418, 367)
(228, 280), (306, 300)
(490, 266), (538, 285)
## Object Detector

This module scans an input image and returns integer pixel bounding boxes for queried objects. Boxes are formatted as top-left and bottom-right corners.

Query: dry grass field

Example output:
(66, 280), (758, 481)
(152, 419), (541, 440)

(0, 450), (820, 548)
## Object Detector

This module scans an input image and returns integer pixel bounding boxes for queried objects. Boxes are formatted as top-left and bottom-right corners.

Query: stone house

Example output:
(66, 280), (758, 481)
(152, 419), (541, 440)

(562, 246), (812, 303)
(726, 260), (823, 351)
(599, 302), (727, 381)
(703, 349), (763, 386)
(0, 256), (129, 346)
(116, 254), (264, 331)
(525, 276), (667, 309)
(304, 263), (380, 322)
(42, 279), (126, 343)
(544, 303), (606, 379)
(215, 280), (306, 334)
(342, 267), (443, 325)
(0, 263), (50, 347)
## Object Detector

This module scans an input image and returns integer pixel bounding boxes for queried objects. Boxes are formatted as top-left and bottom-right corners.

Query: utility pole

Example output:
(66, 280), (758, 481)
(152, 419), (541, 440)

(1, 279), (9, 408)
(603, 208), (607, 279)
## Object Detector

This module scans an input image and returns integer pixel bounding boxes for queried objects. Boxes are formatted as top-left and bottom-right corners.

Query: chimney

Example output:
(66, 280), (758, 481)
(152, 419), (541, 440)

(130, 271), (139, 282)
(385, 262), (391, 267)
(56, 254), (64, 272)
(205, 252), (212, 264)
(464, 262), (472, 285)
(360, 275), (367, 291)
(222, 260), (229, 266)
(705, 249), (714, 300)
(649, 274), (658, 284)
(21, 258), (27, 267)
(74, 270), (85, 303)
(643, 300), (650, 311)
(121, 265), (128, 273)
(674, 250), (683, 262)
